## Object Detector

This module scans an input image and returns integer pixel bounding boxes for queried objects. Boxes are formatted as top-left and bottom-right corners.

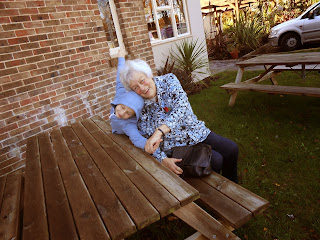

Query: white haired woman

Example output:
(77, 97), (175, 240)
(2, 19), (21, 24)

(120, 59), (238, 183)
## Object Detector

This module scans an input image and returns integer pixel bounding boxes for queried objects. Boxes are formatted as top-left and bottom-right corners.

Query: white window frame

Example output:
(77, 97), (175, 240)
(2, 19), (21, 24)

(98, 0), (124, 58)
(148, 0), (190, 45)
(108, 0), (124, 58)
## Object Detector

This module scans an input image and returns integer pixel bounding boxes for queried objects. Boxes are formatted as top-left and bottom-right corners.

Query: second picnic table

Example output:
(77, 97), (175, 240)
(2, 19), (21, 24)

(221, 52), (320, 106)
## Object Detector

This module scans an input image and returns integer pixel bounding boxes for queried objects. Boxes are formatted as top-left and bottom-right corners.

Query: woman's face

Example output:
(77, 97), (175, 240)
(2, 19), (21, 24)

(130, 71), (156, 99)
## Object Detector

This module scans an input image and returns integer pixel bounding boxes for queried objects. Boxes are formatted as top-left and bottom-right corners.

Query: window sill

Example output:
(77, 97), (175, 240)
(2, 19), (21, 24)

(150, 33), (192, 47)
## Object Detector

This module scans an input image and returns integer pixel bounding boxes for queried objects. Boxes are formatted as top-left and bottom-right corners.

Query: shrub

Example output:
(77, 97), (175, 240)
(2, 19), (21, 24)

(169, 38), (208, 80)
(225, 13), (266, 55)
(206, 32), (230, 60)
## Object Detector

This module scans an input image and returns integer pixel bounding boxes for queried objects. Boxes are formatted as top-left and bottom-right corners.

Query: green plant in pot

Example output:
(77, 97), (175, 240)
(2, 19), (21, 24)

(227, 43), (239, 59)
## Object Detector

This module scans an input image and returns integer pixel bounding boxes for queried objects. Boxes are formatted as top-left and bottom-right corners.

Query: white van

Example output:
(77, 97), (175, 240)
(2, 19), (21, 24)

(269, 1), (320, 51)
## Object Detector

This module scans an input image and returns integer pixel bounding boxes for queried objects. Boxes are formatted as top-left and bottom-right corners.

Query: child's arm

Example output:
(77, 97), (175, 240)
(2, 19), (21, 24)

(123, 123), (148, 150)
(123, 123), (161, 152)
(115, 46), (127, 95)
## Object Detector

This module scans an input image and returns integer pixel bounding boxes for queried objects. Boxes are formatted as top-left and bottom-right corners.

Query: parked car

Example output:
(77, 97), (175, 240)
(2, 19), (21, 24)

(269, 1), (320, 51)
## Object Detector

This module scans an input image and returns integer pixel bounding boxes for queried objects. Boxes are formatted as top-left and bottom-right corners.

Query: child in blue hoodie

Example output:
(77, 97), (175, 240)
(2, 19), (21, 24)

(110, 47), (160, 152)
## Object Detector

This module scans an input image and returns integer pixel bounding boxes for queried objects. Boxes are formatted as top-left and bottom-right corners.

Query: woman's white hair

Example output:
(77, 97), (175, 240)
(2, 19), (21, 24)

(120, 59), (153, 91)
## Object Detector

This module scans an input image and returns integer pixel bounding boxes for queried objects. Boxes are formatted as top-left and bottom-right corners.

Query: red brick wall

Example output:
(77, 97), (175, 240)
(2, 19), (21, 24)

(0, 0), (155, 176)
(116, 0), (155, 69)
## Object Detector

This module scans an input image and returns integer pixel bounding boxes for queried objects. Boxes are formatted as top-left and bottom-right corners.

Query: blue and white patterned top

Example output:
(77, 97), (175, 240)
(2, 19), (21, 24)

(137, 73), (211, 162)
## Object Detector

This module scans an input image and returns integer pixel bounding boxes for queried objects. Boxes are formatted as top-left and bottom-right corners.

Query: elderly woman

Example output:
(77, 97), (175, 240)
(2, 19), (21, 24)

(120, 59), (238, 183)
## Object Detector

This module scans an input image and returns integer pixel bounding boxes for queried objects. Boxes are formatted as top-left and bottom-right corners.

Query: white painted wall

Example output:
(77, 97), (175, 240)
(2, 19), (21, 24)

(151, 0), (210, 80)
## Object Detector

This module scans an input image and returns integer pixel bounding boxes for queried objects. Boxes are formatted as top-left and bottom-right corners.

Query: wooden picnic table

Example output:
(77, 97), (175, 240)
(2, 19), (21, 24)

(221, 52), (320, 106)
(22, 116), (243, 240)
(2, 115), (269, 239)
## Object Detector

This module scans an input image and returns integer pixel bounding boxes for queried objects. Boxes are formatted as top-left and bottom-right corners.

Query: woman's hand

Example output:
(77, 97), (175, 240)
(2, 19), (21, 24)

(162, 158), (183, 175)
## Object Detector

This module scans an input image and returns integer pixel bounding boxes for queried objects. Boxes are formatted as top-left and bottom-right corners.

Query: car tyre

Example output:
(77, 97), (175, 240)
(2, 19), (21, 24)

(280, 33), (301, 51)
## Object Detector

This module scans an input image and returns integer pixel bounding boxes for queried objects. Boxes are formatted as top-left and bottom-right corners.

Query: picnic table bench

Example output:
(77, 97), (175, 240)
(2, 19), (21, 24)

(1, 116), (269, 240)
(221, 52), (320, 106)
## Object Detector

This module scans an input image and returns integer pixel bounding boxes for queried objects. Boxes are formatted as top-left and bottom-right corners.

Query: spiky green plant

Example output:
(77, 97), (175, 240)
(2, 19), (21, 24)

(225, 13), (265, 53)
(169, 38), (208, 80)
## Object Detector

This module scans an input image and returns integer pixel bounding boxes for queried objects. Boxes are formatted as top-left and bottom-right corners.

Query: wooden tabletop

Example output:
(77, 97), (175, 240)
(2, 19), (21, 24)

(23, 116), (199, 240)
(237, 52), (320, 67)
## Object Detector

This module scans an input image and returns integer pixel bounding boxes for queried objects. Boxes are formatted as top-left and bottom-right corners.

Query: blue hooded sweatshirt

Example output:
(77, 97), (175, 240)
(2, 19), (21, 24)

(110, 57), (147, 149)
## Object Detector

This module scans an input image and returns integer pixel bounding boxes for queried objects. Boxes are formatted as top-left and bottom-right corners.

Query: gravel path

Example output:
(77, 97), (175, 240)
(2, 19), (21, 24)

(209, 59), (265, 75)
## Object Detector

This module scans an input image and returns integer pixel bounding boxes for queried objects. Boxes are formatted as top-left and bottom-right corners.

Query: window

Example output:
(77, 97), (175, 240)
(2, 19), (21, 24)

(144, 0), (189, 42)
(314, 6), (320, 17)
(98, 0), (123, 57)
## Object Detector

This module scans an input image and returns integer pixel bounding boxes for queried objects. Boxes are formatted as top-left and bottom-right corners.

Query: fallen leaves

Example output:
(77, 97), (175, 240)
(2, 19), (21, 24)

(287, 214), (295, 220)
(167, 216), (178, 221)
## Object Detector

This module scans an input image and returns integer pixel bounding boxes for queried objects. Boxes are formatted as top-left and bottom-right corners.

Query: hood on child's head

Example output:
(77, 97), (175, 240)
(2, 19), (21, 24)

(111, 90), (144, 121)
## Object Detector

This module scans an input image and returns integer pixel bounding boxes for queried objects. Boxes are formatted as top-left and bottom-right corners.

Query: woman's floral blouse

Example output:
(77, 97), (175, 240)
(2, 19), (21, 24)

(138, 73), (211, 162)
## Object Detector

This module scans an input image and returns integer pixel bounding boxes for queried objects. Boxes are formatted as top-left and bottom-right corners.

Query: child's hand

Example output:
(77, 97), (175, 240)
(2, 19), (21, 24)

(152, 139), (162, 151)
(118, 45), (126, 58)
(145, 130), (162, 154)
(145, 138), (162, 154)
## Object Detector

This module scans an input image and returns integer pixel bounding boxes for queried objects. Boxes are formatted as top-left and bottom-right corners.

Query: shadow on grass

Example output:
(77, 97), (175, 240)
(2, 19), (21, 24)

(189, 70), (320, 240)
(127, 70), (320, 240)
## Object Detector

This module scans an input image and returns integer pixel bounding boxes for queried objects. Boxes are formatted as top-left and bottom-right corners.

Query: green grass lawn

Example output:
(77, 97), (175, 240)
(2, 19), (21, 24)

(127, 70), (320, 240)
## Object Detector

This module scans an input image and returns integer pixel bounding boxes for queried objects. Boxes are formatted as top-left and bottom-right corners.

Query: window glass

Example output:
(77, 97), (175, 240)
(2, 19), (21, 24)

(98, 0), (119, 49)
(158, 10), (174, 39)
(314, 6), (320, 16)
(156, 0), (169, 7)
(144, 0), (189, 42)
(173, 0), (187, 35)
(145, 2), (160, 40)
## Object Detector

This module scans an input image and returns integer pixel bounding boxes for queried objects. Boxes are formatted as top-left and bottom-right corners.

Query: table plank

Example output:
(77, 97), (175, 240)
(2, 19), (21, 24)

(186, 178), (251, 229)
(274, 64), (320, 71)
(38, 132), (78, 240)
(82, 118), (180, 218)
(221, 83), (320, 97)
(0, 170), (22, 240)
(243, 71), (280, 84)
(23, 136), (49, 240)
(237, 52), (320, 66)
(91, 116), (199, 206)
(174, 203), (240, 240)
(71, 122), (160, 230)
(52, 129), (116, 240)
(202, 173), (269, 216)
(185, 232), (209, 240)
(0, 175), (6, 209)
(59, 127), (135, 240)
